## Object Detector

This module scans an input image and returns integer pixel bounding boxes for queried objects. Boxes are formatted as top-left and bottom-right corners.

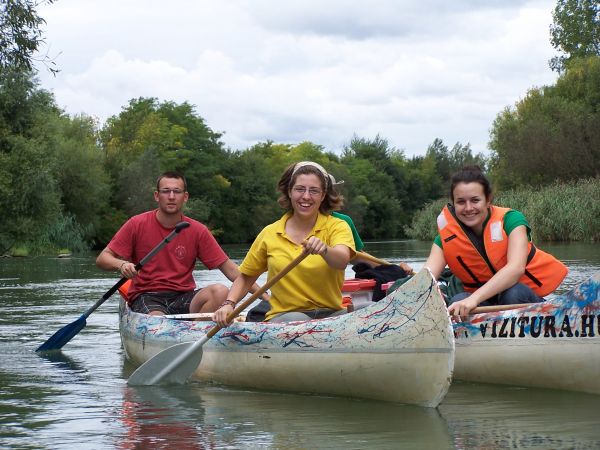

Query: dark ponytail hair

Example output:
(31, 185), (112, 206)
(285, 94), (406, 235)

(449, 165), (492, 202)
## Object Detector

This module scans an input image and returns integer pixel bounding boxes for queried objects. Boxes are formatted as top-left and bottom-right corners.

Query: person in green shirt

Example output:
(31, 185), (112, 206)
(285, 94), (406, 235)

(332, 211), (364, 252)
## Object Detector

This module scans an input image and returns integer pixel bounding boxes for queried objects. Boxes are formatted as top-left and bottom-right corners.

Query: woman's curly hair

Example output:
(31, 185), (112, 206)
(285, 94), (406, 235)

(277, 162), (344, 214)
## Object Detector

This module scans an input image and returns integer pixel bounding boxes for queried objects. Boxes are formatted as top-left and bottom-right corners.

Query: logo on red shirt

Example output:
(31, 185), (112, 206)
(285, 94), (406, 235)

(175, 245), (187, 260)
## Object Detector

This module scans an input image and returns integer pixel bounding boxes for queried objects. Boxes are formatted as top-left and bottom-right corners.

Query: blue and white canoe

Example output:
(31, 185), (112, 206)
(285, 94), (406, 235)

(453, 271), (600, 394)
(119, 268), (454, 407)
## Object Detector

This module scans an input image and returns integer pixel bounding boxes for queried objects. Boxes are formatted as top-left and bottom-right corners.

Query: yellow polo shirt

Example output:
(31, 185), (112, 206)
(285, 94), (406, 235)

(240, 212), (356, 321)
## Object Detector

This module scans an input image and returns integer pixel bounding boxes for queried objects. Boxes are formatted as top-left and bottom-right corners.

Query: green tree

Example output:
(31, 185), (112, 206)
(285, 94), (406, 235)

(408, 153), (444, 205)
(217, 145), (282, 243)
(423, 139), (449, 198)
(341, 136), (406, 238)
(0, 69), (62, 253)
(0, 134), (61, 252)
(54, 114), (111, 242)
(448, 142), (487, 173)
(0, 0), (57, 74)
(0, 69), (111, 253)
(550, 0), (600, 72)
(98, 97), (230, 243)
(489, 56), (600, 189)
(425, 138), (487, 188)
(101, 98), (190, 193)
(214, 140), (344, 244)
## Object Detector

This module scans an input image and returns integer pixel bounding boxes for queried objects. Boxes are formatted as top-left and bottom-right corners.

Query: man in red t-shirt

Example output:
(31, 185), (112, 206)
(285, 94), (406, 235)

(96, 171), (265, 316)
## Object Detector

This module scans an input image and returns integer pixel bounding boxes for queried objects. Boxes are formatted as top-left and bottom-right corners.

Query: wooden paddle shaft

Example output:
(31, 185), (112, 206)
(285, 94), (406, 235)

(205, 252), (309, 339)
(165, 312), (215, 320)
(354, 251), (390, 266)
(471, 303), (532, 314)
(355, 251), (416, 275)
(164, 312), (245, 322)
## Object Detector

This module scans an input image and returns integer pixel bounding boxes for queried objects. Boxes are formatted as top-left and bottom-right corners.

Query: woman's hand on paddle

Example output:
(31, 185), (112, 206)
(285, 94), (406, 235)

(304, 238), (350, 270)
(447, 297), (479, 321)
(302, 237), (328, 256)
(213, 304), (234, 327)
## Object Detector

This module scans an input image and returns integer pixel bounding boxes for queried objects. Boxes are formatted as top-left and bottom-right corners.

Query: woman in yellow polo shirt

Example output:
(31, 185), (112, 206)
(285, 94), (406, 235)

(213, 161), (356, 325)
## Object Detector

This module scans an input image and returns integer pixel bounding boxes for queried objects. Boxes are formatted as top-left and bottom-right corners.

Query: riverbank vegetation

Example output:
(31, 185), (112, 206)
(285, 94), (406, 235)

(1, 0), (599, 255)
(406, 178), (600, 242)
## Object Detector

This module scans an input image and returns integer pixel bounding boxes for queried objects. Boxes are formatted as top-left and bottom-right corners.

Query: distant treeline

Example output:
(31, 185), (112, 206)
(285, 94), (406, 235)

(1, 56), (599, 255)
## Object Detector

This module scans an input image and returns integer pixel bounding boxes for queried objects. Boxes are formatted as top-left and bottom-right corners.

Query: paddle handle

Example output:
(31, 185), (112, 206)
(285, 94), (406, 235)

(165, 312), (215, 320)
(355, 251), (391, 266)
(82, 221), (190, 319)
(354, 251), (416, 275)
(205, 251), (309, 339)
(471, 303), (532, 315)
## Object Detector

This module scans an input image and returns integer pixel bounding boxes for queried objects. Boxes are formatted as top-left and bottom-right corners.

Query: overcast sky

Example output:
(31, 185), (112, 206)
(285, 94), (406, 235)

(35, 0), (559, 157)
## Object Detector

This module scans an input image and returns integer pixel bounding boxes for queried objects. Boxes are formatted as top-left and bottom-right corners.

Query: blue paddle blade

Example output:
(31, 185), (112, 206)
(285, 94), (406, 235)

(36, 316), (87, 352)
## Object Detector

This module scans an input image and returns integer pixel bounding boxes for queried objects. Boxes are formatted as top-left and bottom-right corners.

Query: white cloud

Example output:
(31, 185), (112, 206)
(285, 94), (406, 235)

(36, 0), (559, 156)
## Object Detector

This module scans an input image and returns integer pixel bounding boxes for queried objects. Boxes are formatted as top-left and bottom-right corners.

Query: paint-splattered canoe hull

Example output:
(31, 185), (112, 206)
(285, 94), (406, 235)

(453, 272), (600, 394)
(120, 268), (455, 407)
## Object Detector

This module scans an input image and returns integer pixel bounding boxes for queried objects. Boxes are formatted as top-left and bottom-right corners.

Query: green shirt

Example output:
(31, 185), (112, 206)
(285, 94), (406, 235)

(434, 209), (530, 248)
(332, 212), (365, 251)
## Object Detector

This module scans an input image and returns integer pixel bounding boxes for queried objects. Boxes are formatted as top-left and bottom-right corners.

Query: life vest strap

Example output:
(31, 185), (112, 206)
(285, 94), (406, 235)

(457, 255), (484, 287)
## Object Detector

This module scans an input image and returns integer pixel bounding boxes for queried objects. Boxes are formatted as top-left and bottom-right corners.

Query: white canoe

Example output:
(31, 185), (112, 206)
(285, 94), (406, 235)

(453, 271), (600, 394)
(119, 268), (455, 407)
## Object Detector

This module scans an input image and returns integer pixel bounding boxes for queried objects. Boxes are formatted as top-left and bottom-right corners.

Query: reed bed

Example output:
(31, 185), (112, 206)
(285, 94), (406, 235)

(406, 178), (600, 242)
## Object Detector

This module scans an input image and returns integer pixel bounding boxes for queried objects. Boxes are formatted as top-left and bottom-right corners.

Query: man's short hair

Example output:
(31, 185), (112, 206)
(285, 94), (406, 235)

(156, 171), (187, 191)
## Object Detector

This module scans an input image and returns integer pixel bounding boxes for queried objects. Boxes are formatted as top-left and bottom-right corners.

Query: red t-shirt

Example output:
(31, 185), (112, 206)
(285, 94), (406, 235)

(108, 210), (228, 301)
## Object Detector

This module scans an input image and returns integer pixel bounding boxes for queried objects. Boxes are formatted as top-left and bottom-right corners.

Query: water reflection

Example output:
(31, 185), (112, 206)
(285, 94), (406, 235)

(440, 382), (600, 449)
(118, 386), (209, 449)
(120, 385), (453, 449)
(37, 351), (88, 378)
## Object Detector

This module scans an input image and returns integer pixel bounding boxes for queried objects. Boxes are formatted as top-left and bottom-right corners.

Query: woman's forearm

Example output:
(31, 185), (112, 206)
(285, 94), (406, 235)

(321, 244), (351, 270)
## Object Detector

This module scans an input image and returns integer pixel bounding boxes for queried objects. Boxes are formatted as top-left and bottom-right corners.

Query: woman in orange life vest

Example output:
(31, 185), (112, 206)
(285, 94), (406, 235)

(424, 165), (568, 317)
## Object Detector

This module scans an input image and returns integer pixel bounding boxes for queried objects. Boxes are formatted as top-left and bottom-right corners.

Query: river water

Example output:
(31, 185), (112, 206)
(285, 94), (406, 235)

(1, 241), (599, 449)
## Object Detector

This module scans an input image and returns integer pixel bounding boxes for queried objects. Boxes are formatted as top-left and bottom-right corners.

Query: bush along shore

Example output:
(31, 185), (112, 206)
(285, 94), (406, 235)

(406, 178), (600, 242)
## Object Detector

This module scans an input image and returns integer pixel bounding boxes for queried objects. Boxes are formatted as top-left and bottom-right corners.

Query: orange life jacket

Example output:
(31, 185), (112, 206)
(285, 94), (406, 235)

(437, 204), (568, 296)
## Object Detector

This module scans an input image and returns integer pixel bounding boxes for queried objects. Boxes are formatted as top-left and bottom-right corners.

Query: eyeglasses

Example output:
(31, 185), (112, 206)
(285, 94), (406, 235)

(158, 188), (185, 195)
(292, 186), (323, 197)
